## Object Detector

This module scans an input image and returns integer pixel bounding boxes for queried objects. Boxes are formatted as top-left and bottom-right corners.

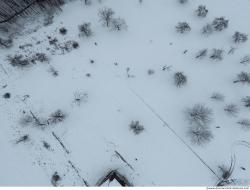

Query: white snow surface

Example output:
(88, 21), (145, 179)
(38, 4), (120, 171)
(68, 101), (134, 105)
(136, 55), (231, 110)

(0, 0), (250, 186)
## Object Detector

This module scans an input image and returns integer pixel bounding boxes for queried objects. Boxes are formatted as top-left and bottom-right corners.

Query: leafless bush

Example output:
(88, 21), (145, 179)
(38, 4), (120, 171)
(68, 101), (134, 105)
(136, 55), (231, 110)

(242, 96), (250, 108)
(187, 125), (213, 145)
(185, 104), (213, 127)
(7, 54), (30, 67)
(176, 22), (191, 33)
(201, 23), (213, 35)
(16, 134), (29, 144)
(98, 7), (115, 27)
(212, 17), (229, 31)
(51, 172), (61, 186)
(174, 72), (187, 87)
(111, 17), (127, 31)
(233, 72), (250, 84)
(0, 37), (13, 48)
(79, 22), (93, 37)
(59, 27), (67, 35)
(211, 92), (225, 101)
(73, 91), (88, 106)
(195, 5), (208, 17)
(147, 69), (155, 75)
(224, 104), (239, 117)
(129, 121), (144, 135)
(233, 32), (248, 43)
(178, 0), (188, 4)
(48, 110), (66, 124)
(195, 49), (207, 59)
(237, 119), (250, 130)
(210, 49), (224, 61)
(240, 55), (250, 65)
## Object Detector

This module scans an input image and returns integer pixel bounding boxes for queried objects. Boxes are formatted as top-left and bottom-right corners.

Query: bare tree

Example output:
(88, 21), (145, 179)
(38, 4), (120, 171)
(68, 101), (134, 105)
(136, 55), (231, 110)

(242, 96), (250, 108)
(98, 7), (115, 27)
(129, 121), (144, 135)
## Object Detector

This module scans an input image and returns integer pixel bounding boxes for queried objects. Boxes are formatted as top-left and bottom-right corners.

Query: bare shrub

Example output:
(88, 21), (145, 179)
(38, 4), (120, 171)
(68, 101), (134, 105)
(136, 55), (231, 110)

(237, 119), (250, 130)
(79, 23), (93, 37)
(242, 96), (250, 108)
(111, 17), (127, 31)
(187, 125), (213, 145)
(185, 104), (213, 127)
(0, 37), (13, 48)
(175, 22), (191, 33)
(233, 32), (248, 43)
(212, 17), (229, 31)
(233, 72), (250, 84)
(98, 7), (115, 27)
(201, 23), (213, 35)
(129, 121), (144, 135)
(73, 91), (88, 106)
(210, 49), (224, 61)
(195, 49), (207, 59)
(51, 172), (61, 186)
(16, 134), (29, 144)
(211, 92), (225, 101)
(48, 110), (66, 124)
(224, 104), (239, 117)
(178, 0), (188, 4)
(59, 27), (67, 35)
(240, 55), (250, 65)
(195, 5), (208, 17)
(7, 54), (30, 67)
(174, 72), (187, 87)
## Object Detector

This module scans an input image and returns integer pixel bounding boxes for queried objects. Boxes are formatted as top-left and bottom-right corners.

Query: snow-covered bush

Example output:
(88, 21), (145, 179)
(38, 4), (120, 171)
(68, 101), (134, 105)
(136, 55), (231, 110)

(212, 17), (229, 31)
(174, 72), (187, 87)
(210, 49), (224, 61)
(185, 104), (213, 127)
(187, 125), (213, 145)
(98, 7), (115, 27)
(195, 49), (207, 59)
(237, 119), (250, 130)
(201, 23), (213, 35)
(233, 72), (250, 84)
(111, 17), (127, 31)
(224, 104), (238, 117)
(175, 22), (191, 33)
(232, 31), (248, 43)
(30, 53), (49, 64)
(79, 23), (93, 37)
(147, 69), (155, 75)
(0, 37), (13, 48)
(129, 121), (144, 135)
(195, 5), (208, 17)
(242, 96), (250, 108)
(211, 92), (224, 101)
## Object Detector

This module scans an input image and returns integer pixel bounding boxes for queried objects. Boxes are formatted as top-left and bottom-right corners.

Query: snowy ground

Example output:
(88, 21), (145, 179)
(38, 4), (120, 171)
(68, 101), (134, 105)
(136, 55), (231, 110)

(1, 0), (250, 186)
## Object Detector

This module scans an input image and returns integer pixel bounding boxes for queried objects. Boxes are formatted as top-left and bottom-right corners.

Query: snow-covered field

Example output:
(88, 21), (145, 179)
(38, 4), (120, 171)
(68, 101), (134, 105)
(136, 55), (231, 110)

(1, 0), (250, 186)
